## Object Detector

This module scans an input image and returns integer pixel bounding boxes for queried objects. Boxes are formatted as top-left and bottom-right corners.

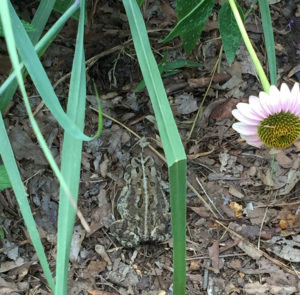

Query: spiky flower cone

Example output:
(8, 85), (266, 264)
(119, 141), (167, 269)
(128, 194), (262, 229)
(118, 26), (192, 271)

(232, 83), (300, 149)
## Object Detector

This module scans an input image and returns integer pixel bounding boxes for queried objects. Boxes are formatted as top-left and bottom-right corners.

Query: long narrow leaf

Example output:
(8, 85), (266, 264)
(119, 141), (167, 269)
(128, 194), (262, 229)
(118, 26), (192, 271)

(0, 1), (55, 291)
(0, 115), (55, 292)
(122, 2), (187, 294)
(258, 0), (277, 85)
(0, 0), (55, 112)
(8, 3), (92, 141)
(2, 5), (82, 292)
(55, 0), (87, 293)
(0, 2), (75, 98)
(2, 1), (83, 227)
(31, 0), (56, 44)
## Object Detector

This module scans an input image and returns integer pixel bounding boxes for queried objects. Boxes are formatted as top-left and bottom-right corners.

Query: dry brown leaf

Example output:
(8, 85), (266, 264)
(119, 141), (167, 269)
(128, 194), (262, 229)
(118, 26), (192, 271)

(83, 261), (107, 279)
(267, 235), (300, 262)
(87, 290), (117, 295)
(228, 185), (244, 199)
(236, 240), (262, 260)
(9, 126), (48, 165)
(160, 2), (177, 24)
(244, 282), (269, 295)
(95, 244), (112, 265)
(188, 73), (231, 88)
(238, 44), (258, 76)
(293, 140), (300, 151)
(174, 93), (198, 115)
(0, 277), (18, 291)
(87, 186), (111, 237)
(0, 257), (25, 273)
(279, 164), (300, 195)
(258, 257), (297, 290)
(99, 158), (109, 177)
(70, 225), (85, 263)
(210, 98), (239, 121)
(227, 259), (242, 269)
(247, 207), (267, 225)
(275, 151), (293, 168)
(288, 63), (300, 77)
(190, 206), (210, 217)
(208, 240), (222, 273)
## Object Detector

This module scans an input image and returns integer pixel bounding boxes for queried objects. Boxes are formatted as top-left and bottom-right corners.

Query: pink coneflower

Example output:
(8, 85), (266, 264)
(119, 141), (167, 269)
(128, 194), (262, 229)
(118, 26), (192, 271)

(232, 83), (300, 149)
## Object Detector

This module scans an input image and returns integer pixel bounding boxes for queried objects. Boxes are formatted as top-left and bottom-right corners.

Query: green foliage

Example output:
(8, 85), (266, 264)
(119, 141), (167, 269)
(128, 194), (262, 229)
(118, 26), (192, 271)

(177, 0), (214, 54)
(0, 0), (102, 293)
(0, 20), (35, 37)
(0, 227), (4, 239)
(55, 2), (98, 292)
(37, 0), (80, 19)
(162, 0), (274, 75)
(219, 0), (244, 65)
(136, 0), (145, 7)
(162, 0), (243, 62)
(258, 0), (276, 85)
(123, 2), (187, 294)
(53, 0), (80, 19)
(134, 52), (201, 92)
(0, 165), (11, 190)
(162, 0), (214, 55)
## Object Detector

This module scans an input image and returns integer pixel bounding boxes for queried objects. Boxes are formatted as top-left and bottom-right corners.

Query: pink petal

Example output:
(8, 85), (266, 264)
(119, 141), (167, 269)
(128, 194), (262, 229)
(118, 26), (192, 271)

(280, 83), (292, 112)
(289, 83), (300, 114)
(245, 139), (263, 147)
(240, 134), (261, 141)
(259, 92), (273, 115)
(231, 83), (300, 149)
(240, 134), (263, 145)
(248, 96), (269, 118)
(236, 103), (264, 120)
(232, 123), (258, 135)
(267, 85), (282, 113)
(232, 109), (261, 125)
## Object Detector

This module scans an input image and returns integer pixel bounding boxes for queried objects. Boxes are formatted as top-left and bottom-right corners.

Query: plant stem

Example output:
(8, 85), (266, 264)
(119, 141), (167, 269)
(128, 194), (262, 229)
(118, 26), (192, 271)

(228, 0), (271, 93)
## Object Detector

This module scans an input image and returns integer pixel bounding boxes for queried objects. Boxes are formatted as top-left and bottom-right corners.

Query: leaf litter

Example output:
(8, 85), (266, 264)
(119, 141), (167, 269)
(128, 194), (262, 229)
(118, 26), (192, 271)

(1, 0), (300, 294)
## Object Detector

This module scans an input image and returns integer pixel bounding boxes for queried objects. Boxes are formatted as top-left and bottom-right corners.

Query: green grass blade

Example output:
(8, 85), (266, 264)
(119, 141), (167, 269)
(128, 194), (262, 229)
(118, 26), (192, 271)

(1, 4), (82, 288)
(55, 1), (87, 293)
(0, 1), (77, 99)
(123, 1), (186, 162)
(8, 3), (92, 141)
(122, 1), (187, 294)
(0, 116), (55, 292)
(0, 165), (11, 190)
(3, 1), (84, 216)
(169, 159), (187, 294)
(258, 0), (277, 85)
(0, 0), (55, 112)
(0, 115), (55, 292)
(0, 1), (55, 290)
(30, 0), (56, 44)
(0, 19), (35, 36)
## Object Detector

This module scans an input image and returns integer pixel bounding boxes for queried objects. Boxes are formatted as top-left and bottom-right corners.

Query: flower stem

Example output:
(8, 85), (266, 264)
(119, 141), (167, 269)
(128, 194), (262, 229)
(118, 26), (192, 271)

(228, 0), (271, 93)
